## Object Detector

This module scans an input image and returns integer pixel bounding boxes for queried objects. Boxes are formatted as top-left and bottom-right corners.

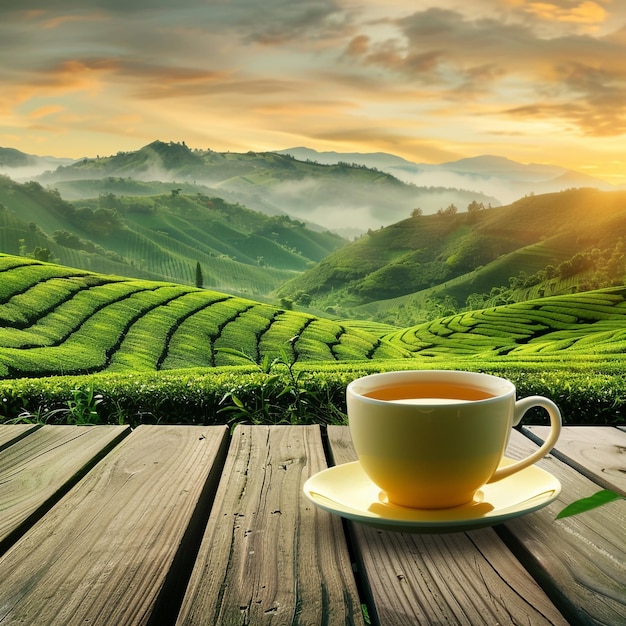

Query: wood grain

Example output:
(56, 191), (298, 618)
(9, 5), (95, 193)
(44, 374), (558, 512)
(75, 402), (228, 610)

(0, 425), (229, 626)
(326, 425), (568, 626)
(0, 424), (129, 552)
(500, 429), (626, 625)
(525, 425), (626, 495)
(176, 425), (365, 626)
(0, 423), (41, 451)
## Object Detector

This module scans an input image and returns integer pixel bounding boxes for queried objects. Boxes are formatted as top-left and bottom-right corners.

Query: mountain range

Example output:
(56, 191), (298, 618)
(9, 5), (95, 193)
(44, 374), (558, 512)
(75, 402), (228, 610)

(6, 141), (611, 237)
(1, 141), (623, 324)
(277, 147), (615, 205)
(0, 141), (501, 237)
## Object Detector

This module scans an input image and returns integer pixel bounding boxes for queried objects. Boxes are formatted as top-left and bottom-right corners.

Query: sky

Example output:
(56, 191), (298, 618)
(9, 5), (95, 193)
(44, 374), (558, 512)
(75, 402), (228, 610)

(1, 1), (626, 185)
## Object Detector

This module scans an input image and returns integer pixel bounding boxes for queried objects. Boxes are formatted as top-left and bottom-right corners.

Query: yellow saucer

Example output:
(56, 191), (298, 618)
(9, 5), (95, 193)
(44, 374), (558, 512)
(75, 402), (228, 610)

(303, 457), (561, 533)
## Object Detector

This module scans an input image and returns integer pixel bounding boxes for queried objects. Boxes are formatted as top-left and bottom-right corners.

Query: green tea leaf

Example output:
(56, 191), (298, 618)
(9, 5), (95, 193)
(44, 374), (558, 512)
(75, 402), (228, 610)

(555, 490), (624, 520)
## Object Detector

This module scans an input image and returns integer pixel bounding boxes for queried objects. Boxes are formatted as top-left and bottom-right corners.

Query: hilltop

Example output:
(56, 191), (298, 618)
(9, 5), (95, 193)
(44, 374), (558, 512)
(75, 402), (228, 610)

(277, 188), (626, 322)
(18, 140), (498, 237)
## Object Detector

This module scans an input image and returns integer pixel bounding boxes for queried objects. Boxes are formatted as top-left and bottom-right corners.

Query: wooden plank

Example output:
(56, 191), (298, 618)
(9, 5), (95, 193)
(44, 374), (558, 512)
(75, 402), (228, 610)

(524, 425), (626, 495)
(0, 424), (129, 552)
(176, 425), (365, 626)
(501, 429), (626, 625)
(326, 425), (568, 626)
(0, 425), (230, 626)
(0, 423), (41, 451)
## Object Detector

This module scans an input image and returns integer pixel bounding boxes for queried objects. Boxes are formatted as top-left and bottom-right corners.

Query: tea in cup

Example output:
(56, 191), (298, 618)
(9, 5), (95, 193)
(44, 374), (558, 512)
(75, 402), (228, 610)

(346, 370), (562, 509)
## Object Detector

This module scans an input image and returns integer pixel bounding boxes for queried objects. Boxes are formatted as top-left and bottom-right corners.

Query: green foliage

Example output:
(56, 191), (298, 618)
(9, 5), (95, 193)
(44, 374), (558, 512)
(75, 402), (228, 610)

(215, 347), (345, 425)
(279, 188), (626, 317)
(65, 384), (104, 424)
(1, 254), (626, 426)
(556, 490), (624, 520)
(0, 174), (345, 297)
(1, 362), (624, 427)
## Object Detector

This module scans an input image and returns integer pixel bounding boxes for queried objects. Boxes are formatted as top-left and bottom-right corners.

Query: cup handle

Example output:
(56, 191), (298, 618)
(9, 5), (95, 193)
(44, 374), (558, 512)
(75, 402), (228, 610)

(488, 396), (562, 483)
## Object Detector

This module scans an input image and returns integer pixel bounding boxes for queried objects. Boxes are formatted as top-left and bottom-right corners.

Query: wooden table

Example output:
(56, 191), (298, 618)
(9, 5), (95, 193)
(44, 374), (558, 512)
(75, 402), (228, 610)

(0, 423), (624, 625)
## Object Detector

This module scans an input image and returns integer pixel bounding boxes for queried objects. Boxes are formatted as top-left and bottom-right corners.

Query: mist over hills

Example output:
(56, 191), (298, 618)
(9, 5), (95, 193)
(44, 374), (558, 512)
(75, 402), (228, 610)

(0, 174), (345, 298)
(277, 187), (626, 323)
(2, 141), (614, 237)
(2, 141), (500, 237)
(0, 146), (75, 181)
(278, 147), (614, 205)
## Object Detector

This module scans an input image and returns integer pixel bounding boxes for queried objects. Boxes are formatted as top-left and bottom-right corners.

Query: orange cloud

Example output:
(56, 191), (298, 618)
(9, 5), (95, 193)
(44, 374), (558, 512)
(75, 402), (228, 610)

(526, 2), (608, 27)
(27, 105), (64, 119)
(35, 58), (119, 93)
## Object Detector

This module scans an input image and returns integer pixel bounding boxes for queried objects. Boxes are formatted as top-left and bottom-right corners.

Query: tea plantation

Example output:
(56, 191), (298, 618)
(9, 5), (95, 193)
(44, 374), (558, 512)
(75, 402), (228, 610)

(1, 254), (624, 426)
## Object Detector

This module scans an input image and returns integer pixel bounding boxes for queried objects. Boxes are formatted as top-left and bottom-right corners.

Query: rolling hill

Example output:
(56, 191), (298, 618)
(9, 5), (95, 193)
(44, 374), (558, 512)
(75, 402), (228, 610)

(2, 253), (624, 381)
(0, 254), (409, 380)
(31, 140), (498, 237)
(277, 188), (626, 321)
(0, 253), (624, 426)
(0, 175), (345, 298)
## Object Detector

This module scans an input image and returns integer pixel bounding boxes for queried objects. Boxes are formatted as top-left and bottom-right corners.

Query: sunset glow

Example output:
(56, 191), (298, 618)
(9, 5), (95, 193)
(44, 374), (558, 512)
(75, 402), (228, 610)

(1, 0), (625, 185)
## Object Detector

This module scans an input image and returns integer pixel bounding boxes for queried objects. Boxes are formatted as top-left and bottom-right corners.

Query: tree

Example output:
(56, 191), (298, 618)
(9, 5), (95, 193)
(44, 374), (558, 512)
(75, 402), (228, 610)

(437, 203), (458, 216)
(195, 261), (203, 289)
(32, 247), (53, 262)
(280, 297), (294, 311)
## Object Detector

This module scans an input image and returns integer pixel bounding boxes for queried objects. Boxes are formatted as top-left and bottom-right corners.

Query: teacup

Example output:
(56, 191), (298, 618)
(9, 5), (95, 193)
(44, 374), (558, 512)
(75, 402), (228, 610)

(346, 370), (562, 509)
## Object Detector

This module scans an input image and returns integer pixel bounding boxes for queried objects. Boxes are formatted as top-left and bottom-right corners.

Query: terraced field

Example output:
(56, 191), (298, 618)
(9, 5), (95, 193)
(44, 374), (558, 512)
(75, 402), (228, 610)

(1, 253), (625, 425)
(0, 255), (410, 379)
(386, 288), (626, 359)
(2, 254), (626, 381)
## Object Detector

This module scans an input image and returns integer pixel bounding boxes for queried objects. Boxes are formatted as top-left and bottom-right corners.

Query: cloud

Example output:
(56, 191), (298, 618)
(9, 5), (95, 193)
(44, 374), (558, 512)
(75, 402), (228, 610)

(525, 1), (608, 30)
(505, 59), (626, 136)
(340, 7), (626, 136)
(1, 1), (625, 184)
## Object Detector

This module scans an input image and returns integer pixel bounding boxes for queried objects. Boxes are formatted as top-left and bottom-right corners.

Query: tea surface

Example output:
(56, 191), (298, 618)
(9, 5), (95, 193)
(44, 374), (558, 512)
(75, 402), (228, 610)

(363, 382), (495, 402)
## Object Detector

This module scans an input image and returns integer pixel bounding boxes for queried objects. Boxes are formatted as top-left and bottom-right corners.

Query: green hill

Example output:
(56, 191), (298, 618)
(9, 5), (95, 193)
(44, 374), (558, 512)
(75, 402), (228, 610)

(0, 254), (624, 425)
(385, 286), (626, 360)
(0, 254), (409, 380)
(34, 140), (498, 236)
(278, 188), (626, 320)
(0, 175), (345, 297)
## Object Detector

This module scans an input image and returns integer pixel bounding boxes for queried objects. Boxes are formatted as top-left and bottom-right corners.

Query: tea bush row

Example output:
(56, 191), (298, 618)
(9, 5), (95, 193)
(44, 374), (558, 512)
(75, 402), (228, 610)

(385, 287), (626, 358)
(1, 362), (624, 426)
(0, 260), (407, 377)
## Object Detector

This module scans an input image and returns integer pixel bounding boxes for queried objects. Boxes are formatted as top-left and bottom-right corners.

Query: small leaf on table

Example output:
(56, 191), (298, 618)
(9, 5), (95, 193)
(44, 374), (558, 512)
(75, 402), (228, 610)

(556, 489), (624, 520)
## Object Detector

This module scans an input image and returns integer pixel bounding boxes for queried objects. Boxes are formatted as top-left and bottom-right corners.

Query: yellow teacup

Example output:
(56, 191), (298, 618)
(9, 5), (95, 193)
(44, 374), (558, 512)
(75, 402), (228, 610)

(347, 370), (562, 509)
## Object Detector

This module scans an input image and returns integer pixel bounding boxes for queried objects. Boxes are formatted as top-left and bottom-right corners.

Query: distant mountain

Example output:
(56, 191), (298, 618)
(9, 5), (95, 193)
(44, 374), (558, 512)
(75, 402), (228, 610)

(0, 146), (76, 180)
(275, 146), (417, 171)
(2, 141), (613, 236)
(9, 141), (497, 237)
(276, 188), (626, 320)
(277, 148), (613, 205)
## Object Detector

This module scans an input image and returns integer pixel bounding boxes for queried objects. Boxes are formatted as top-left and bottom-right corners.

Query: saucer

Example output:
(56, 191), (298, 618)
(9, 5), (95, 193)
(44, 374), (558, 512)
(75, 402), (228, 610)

(303, 458), (561, 533)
